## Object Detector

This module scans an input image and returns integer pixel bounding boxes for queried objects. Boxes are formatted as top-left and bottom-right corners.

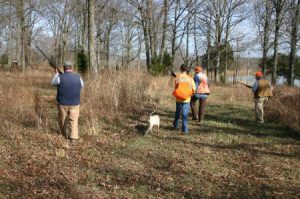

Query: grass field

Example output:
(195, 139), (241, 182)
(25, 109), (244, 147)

(0, 69), (299, 198)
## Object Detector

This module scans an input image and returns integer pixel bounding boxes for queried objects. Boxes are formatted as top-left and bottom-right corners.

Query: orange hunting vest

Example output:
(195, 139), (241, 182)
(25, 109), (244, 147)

(196, 73), (210, 94)
(173, 73), (195, 101)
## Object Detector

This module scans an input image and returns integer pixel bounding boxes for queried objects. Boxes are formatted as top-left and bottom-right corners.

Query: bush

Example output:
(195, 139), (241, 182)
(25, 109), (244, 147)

(77, 46), (88, 74)
(151, 52), (173, 75)
(265, 86), (300, 130)
(0, 53), (8, 65)
(80, 70), (152, 128)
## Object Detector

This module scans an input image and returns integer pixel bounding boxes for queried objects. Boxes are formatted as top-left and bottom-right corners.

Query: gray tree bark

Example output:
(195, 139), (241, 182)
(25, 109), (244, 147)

(272, 0), (287, 84)
(88, 0), (98, 73)
(288, 0), (300, 86)
(18, 0), (26, 71)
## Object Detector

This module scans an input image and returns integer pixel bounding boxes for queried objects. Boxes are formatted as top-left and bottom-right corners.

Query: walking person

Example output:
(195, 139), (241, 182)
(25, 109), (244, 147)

(190, 66), (210, 123)
(252, 71), (273, 123)
(51, 62), (84, 142)
(172, 64), (196, 134)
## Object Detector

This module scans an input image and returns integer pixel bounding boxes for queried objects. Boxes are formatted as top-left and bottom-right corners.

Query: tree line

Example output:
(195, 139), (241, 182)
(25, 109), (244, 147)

(0, 0), (299, 85)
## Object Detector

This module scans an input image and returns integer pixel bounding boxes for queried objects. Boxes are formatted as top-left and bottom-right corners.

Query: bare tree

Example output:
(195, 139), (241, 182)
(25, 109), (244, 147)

(169, 0), (193, 66)
(271, 0), (289, 84)
(43, 0), (75, 66)
(17, 0), (26, 71)
(87, 0), (97, 73)
(223, 0), (248, 83)
(254, 0), (274, 75)
(288, 0), (300, 86)
(159, 0), (169, 65)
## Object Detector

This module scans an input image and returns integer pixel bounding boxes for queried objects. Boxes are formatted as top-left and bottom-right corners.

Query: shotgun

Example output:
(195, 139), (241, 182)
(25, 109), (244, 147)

(35, 44), (62, 74)
(166, 65), (176, 77)
(237, 81), (252, 89)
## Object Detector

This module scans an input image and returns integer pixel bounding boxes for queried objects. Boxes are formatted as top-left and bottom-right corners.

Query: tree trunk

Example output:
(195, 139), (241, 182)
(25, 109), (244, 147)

(288, 0), (300, 86)
(262, 0), (271, 76)
(16, 20), (20, 65)
(146, 0), (156, 63)
(272, 1), (283, 85)
(171, 0), (180, 66)
(224, 11), (231, 84)
(193, 15), (199, 66)
(207, 16), (212, 79)
(215, 19), (221, 82)
(19, 0), (26, 71)
(7, 7), (13, 69)
(81, 11), (87, 51)
(141, 18), (151, 71)
(185, 14), (190, 66)
(25, 27), (32, 67)
(88, 0), (98, 73)
(159, 0), (168, 64)
(105, 23), (113, 69)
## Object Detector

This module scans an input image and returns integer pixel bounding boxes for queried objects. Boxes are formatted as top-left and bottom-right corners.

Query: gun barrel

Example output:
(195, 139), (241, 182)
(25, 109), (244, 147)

(35, 45), (62, 74)
(237, 81), (252, 89)
(166, 66), (176, 77)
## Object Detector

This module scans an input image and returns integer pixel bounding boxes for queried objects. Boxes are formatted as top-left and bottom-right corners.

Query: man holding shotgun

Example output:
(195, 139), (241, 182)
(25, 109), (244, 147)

(251, 71), (273, 124)
(51, 62), (84, 142)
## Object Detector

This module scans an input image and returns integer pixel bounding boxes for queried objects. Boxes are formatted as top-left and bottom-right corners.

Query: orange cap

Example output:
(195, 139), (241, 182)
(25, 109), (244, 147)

(195, 66), (202, 73)
(255, 71), (263, 77)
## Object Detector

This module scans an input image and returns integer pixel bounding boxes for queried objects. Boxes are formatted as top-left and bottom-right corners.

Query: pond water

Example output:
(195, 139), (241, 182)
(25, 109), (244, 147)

(227, 75), (300, 88)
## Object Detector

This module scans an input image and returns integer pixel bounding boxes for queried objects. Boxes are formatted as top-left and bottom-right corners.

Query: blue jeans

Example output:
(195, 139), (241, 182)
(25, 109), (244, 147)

(192, 94), (208, 100)
(173, 102), (190, 133)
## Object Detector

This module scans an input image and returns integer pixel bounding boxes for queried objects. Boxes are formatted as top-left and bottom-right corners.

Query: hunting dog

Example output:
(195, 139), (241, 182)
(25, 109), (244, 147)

(145, 113), (160, 136)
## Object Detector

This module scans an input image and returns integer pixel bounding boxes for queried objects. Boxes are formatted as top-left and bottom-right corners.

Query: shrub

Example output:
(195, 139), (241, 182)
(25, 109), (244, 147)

(77, 46), (88, 74)
(0, 53), (8, 65)
(265, 86), (300, 130)
(81, 70), (151, 117)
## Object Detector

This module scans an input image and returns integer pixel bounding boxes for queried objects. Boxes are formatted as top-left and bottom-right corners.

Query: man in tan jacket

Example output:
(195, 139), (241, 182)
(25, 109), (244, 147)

(252, 71), (273, 123)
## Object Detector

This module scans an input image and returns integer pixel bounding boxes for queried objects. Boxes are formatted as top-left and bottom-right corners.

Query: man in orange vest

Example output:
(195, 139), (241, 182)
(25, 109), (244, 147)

(252, 71), (273, 123)
(190, 66), (210, 123)
(172, 64), (196, 134)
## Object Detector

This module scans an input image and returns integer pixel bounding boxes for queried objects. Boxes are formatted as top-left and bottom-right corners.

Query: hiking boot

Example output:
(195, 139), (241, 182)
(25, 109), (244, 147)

(170, 126), (179, 131)
(180, 131), (188, 135)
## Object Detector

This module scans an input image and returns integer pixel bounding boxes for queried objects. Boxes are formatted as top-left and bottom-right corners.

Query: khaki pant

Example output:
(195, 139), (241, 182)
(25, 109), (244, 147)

(58, 105), (80, 139)
(255, 97), (268, 123)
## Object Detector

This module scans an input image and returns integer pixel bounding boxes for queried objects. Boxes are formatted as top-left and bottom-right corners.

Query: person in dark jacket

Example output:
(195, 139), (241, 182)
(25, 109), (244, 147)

(51, 62), (84, 141)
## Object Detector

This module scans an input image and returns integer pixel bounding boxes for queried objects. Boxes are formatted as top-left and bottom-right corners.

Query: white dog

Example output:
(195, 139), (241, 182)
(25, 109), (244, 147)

(145, 114), (160, 136)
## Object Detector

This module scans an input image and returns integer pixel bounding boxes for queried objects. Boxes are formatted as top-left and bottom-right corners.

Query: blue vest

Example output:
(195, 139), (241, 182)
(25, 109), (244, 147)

(57, 72), (82, 105)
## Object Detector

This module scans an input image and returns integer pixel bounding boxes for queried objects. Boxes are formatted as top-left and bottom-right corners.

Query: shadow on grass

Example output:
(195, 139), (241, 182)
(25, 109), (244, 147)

(205, 113), (300, 141)
(158, 104), (300, 141)
(160, 135), (300, 159)
(93, 158), (205, 198)
(135, 124), (148, 136)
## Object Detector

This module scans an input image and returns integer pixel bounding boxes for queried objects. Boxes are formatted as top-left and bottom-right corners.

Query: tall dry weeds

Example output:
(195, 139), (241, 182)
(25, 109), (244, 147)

(265, 86), (300, 130)
(80, 70), (161, 134)
(0, 69), (60, 135)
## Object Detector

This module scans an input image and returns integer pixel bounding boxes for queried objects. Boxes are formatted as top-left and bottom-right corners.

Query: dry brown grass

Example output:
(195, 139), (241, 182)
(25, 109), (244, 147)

(209, 84), (253, 107)
(1, 69), (299, 198)
(0, 70), (52, 129)
(265, 86), (300, 130)
(80, 70), (163, 135)
(81, 70), (151, 117)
